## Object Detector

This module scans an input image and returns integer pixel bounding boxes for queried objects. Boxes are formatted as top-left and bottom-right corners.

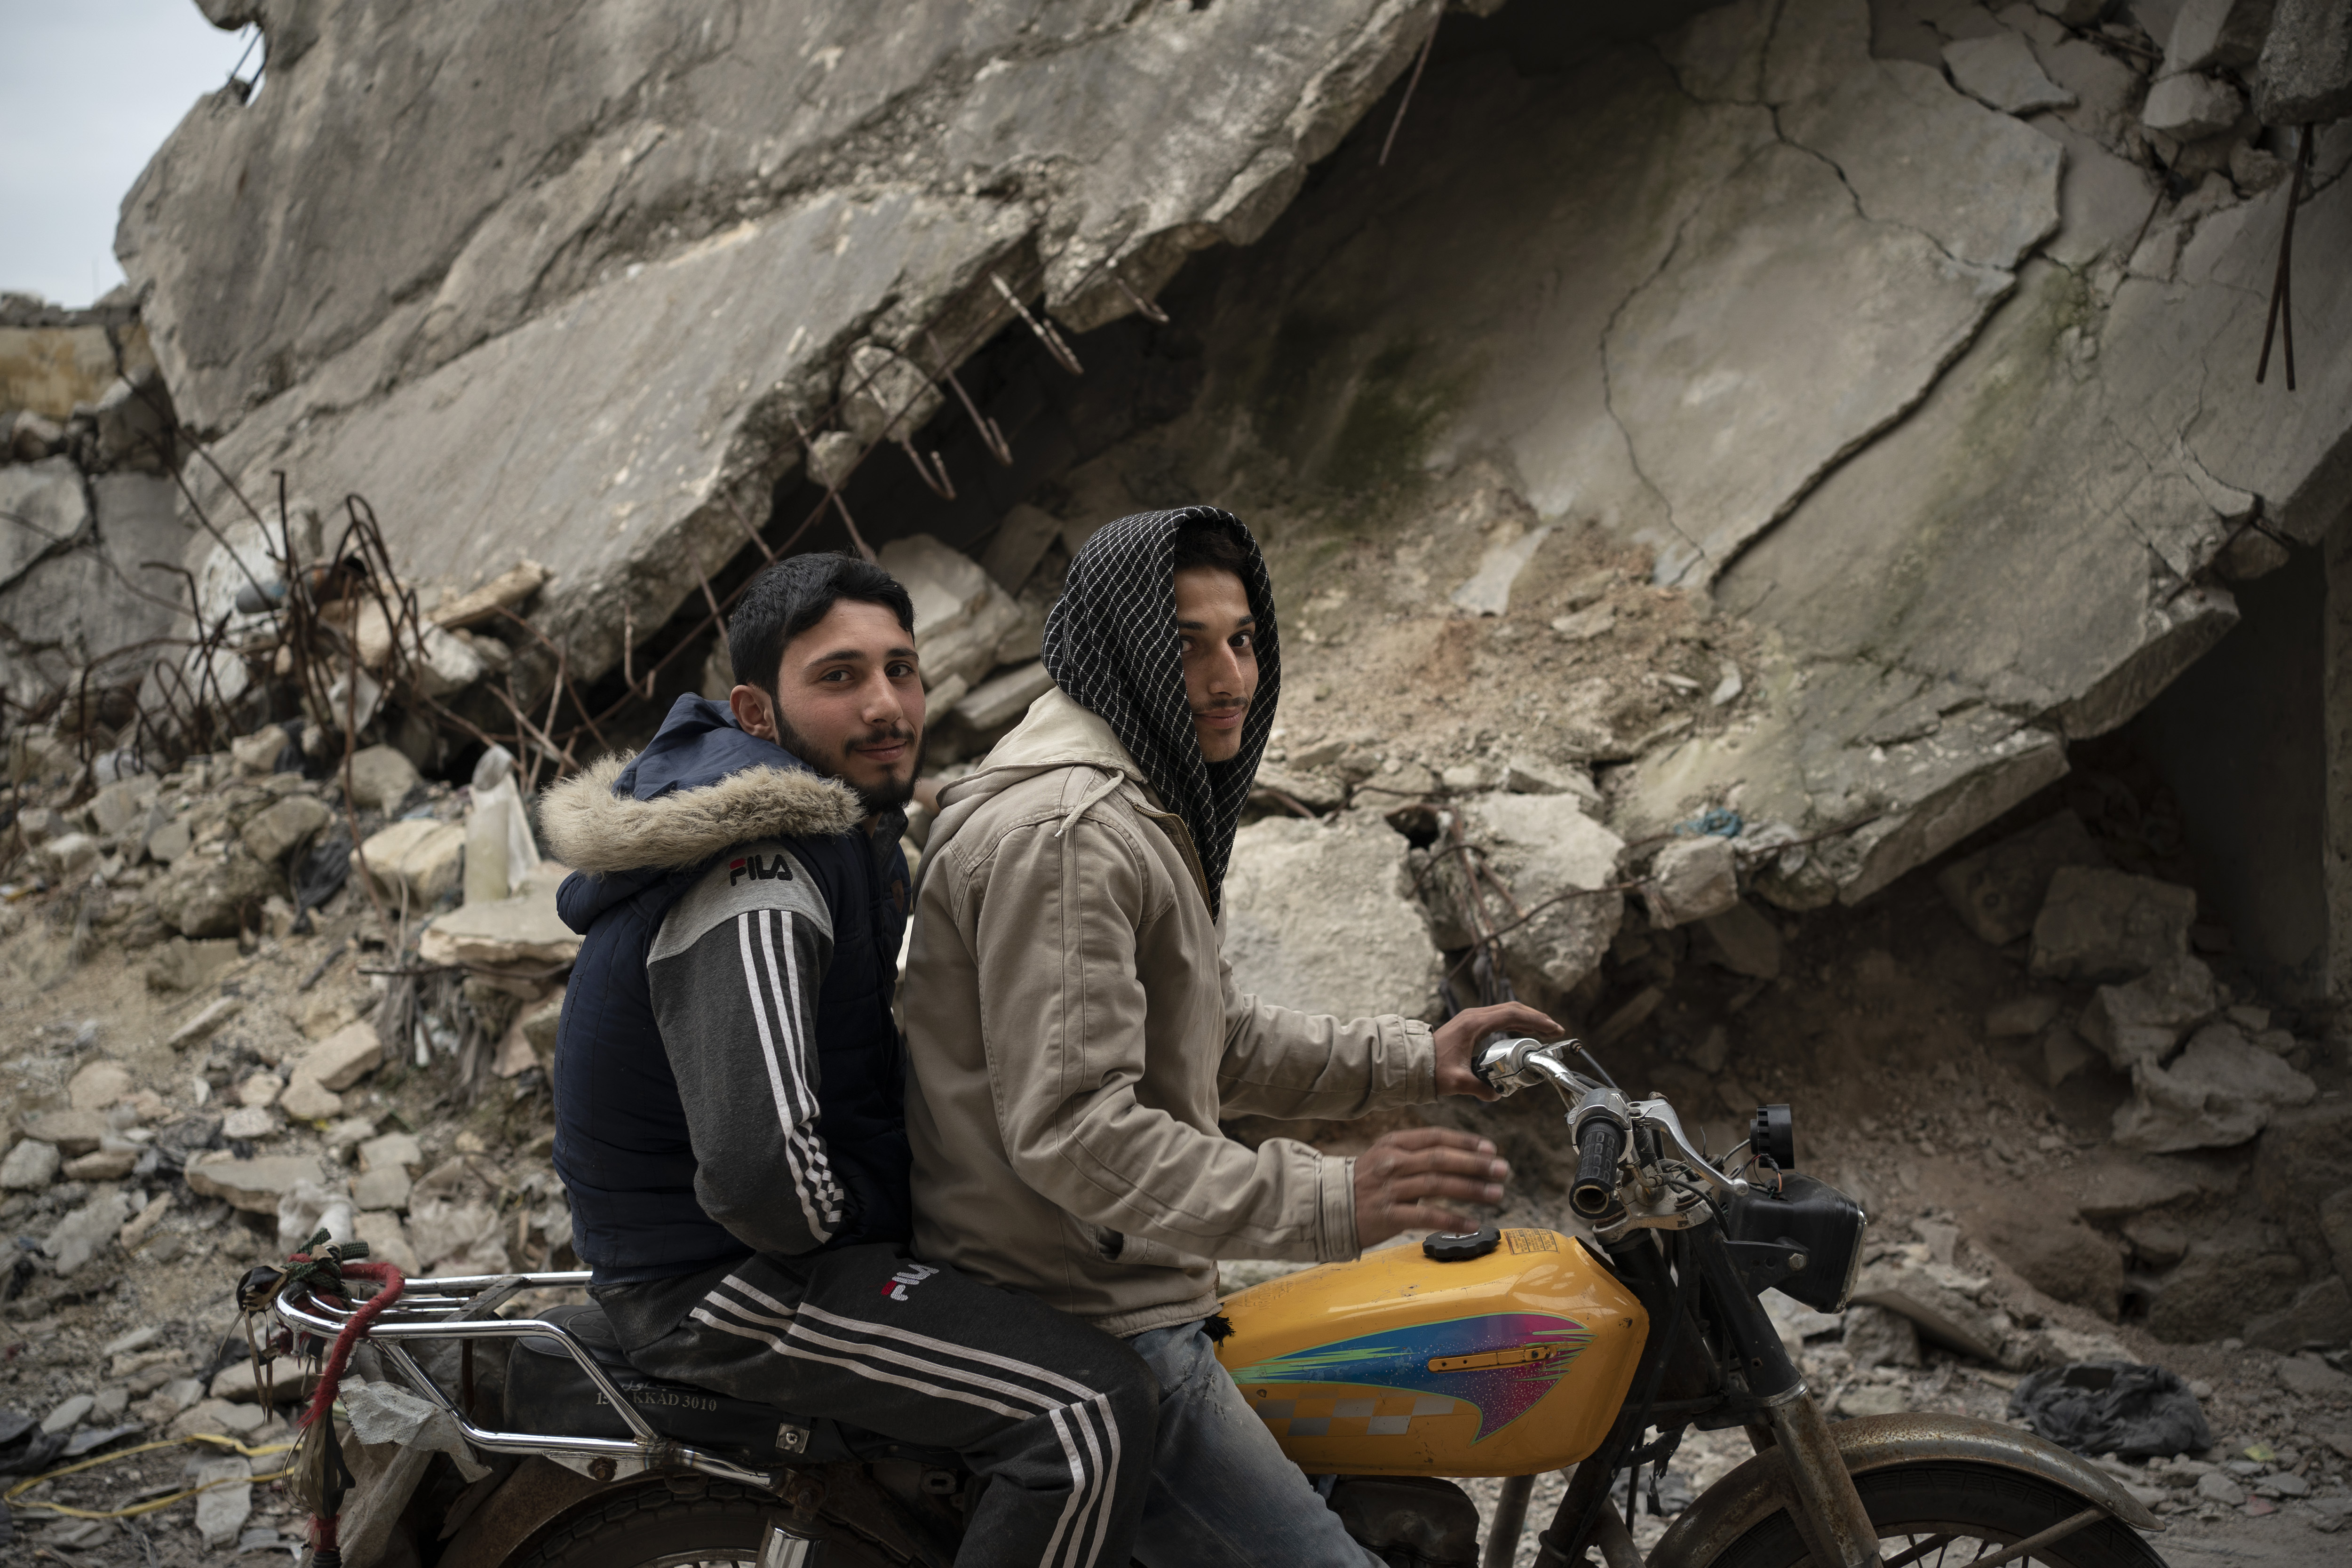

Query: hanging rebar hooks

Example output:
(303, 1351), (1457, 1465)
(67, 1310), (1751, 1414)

(991, 273), (1085, 376)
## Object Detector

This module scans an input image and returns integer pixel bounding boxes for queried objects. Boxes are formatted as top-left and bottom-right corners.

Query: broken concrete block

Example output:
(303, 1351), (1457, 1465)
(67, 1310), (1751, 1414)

(1696, 900), (1783, 980)
(2253, 0), (2352, 120)
(344, 744), (421, 811)
(2042, 1024), (2099, 1087)
(407, 1196), (510, 1275)
(301, 1021), (385, 1092)
(417, 866), (578, 969)
(1451, 523), (1555, 616)
(168, 995), (244, 1048)
(2252, 1099), (2352, 1280)
(0, 1139), (60, 1190)
(359, 1131), (425, 1176)
(279, 1074), (343, 1122)
(153, 846), (285, 938)
(35, 832), (102, 883)
(2031, 0), (2106, 24)
(2166, 0), (2282, 73)
(1224, 813), (1442, 1022)
(1843, 1303), (1923, 1369)
(184, 1155), (325, 1214)
(2111, 1022), (2316, 1152)
(878, 534), (1024, 692)
(87, 776), (159, 839)
(230, 726), (289, 777)
(980, 504), (1063, 594)
(22, 1109), (106, 1157)
(239, 794), (333, 866)
(44, 1188), (131, 1276)
(2277, 1353), (2352, 1400)
(432, 560), (548, 630)
(2078, 955), (2217, 1070)
(2243, 1275), (2352, 1353)
(67, 1059), (133, 1112)
(144, 815), (193, 865)
(41, 1393), (95, 1435)
(1848, 1257), (2023, 1367)
(350, 1165), (412, 1213)
(63, 1143), (139, 1182)
(1504, 756), (1598, 804)
(2028, 867), (2195, 982)
(1980, 1212), (2126, 1321)
(1644, 836), (1740, 929)
(1944, 32), (2077, 112)
(353, 1210), (421, 1275)
(1428, 794), (1625, 1000)
(1936, 810), (2105, 948)
(358, 818), (465, 909)
(2141, 71), (2246, 138)
(953, 661), (1055, 733)
(1253, 762), (1346, 812)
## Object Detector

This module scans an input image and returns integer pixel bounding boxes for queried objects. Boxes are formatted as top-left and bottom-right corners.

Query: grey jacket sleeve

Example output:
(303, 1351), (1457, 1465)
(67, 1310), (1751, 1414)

(648, 842), (845, 1257)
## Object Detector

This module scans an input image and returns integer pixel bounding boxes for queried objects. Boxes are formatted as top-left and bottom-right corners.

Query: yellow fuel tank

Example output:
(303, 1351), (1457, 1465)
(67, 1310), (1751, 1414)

(1215, 1230), (1646, 1477)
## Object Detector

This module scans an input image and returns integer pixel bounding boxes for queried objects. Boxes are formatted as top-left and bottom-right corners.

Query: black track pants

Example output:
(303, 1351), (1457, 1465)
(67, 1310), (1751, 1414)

(596, 1244), (1159, 1568)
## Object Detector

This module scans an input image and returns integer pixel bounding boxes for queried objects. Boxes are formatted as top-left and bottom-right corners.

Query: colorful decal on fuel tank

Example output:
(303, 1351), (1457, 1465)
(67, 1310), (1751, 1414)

(1226, 1312), (1589, 1442)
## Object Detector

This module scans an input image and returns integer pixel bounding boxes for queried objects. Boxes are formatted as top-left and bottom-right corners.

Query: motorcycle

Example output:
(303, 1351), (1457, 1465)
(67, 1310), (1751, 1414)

(264, 1037), (2166, 1568)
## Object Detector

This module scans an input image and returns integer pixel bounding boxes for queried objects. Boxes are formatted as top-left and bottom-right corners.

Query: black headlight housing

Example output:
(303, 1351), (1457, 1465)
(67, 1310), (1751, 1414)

(1721, 1172), (1868, 1313)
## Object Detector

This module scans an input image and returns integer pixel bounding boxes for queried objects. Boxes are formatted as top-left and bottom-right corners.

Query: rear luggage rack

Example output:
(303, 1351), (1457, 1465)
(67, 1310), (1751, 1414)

(275, 1269), (782, 1487)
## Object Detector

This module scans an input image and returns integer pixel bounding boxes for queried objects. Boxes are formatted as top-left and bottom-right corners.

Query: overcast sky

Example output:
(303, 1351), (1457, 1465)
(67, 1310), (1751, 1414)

(1, 1), (256, 307)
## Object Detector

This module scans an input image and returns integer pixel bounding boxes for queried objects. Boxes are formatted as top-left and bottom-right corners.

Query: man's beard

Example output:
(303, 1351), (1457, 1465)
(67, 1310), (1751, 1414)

(775, 712), (921, 817)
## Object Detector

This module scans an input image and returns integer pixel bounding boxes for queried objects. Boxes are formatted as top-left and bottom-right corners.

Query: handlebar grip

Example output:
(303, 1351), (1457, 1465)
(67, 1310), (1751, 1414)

(1570, 1119), (1624, 1217)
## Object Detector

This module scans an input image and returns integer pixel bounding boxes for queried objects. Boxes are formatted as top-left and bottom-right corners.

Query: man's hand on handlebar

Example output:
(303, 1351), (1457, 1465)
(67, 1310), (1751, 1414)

(1353, 1128), (1511, 1250)
(1433, 1002), (1560, 1101)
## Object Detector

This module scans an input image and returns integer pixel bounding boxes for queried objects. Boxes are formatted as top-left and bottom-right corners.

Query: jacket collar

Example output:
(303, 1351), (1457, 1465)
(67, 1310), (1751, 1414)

(540, 752), (862, 876)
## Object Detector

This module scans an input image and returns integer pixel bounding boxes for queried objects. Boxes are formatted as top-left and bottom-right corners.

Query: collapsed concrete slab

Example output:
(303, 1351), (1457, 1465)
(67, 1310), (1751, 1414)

(121, 0), (1458, 682)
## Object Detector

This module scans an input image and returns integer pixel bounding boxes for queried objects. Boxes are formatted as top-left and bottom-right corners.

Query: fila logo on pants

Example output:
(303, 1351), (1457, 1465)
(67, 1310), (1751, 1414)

(883, 1262), (938, 1301)
(688, 1274), (1127, 1568)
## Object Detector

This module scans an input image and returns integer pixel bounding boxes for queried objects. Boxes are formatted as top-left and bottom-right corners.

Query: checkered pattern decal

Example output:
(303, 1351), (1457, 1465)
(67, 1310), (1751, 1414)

(1040, 505), (1281, 915)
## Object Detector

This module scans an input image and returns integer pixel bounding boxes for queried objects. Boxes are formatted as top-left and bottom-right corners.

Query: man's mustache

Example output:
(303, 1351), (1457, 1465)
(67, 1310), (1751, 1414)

(847, 725), (918, 750)
(1191, 702), (1248, 718)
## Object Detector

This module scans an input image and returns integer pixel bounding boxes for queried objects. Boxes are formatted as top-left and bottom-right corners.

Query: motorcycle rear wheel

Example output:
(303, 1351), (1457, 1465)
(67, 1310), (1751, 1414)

(513, 1481), (897, 1568)
(1707, 1462), (2167, 1568)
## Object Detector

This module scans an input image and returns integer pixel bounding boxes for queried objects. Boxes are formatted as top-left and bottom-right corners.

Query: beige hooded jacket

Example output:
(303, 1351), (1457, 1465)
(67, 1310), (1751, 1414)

(901, 686), (1437, 1337)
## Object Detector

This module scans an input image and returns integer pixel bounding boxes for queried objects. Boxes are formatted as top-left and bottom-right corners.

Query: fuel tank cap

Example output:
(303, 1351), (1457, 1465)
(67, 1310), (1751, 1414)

(1422, 1226), (1502, 1262)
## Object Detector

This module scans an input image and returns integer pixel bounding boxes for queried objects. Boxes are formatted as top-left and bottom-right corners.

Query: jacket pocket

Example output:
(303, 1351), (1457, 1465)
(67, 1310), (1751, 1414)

(1091, 1223), (1208, 1272)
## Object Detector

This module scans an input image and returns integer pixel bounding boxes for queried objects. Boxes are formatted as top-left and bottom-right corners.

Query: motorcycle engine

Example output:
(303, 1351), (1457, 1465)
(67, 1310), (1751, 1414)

(1326, 1476), (1480, 1568)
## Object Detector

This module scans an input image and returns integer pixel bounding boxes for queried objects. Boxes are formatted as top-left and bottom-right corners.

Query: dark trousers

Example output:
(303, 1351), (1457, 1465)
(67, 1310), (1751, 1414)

(597, 1243), (1159, 1568)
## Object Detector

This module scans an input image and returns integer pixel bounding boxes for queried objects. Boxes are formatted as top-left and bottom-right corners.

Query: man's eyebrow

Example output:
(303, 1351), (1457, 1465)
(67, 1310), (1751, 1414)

(801, 644), (919, 666)
(1175, 614), (1256, 630)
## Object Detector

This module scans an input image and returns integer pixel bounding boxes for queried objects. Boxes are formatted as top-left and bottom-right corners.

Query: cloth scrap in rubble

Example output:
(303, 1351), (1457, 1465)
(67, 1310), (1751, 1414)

(2007, 1360), (2211, 1459)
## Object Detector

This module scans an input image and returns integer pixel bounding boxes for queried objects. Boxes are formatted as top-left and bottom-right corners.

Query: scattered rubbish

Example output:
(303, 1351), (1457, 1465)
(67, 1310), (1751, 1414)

(2008, 1361), (2213, 1460)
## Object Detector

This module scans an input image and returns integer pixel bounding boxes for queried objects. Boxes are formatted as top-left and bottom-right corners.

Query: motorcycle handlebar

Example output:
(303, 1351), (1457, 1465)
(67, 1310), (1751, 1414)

(1570, 1118), (1624, 1217)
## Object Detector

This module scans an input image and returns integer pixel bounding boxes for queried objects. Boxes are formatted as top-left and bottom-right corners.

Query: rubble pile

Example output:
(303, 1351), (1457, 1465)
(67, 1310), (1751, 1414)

(2, 0), (2350, 1557)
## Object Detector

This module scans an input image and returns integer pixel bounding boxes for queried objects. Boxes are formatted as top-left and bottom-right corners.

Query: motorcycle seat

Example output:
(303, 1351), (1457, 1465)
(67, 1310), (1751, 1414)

(503, 1303), (957, 1469)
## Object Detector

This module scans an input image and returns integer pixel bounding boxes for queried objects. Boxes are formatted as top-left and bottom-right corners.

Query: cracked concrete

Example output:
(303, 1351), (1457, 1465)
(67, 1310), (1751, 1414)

(121, 0), (1457, 676)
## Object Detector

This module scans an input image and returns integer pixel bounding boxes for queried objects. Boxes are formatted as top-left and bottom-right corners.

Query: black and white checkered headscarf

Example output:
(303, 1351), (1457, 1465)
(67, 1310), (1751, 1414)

(1041, 505), (1279, 916)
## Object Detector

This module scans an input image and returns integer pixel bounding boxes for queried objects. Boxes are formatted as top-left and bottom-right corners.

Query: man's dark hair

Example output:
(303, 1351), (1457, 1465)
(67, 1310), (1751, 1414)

(1169, 521), (1251, 579)
(727, 552), (916, 698)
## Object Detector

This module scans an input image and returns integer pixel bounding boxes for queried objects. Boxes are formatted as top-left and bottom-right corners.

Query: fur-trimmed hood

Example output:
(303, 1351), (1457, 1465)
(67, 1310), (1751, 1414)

(541, 694), (864, 930)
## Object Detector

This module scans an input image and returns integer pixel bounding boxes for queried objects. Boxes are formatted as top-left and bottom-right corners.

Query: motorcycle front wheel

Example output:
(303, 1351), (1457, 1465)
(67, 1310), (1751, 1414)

(1708, 1462), (2168, 1568)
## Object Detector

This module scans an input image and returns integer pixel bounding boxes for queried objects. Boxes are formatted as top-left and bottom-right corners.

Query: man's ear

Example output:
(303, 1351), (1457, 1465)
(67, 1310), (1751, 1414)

(729, 683), (777, 741)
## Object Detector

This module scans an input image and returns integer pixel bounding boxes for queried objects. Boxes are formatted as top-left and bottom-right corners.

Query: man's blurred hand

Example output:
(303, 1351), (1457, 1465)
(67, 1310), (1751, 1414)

(1353, 1128), (1512, 1249)
(1432, 1002), (1560, 1100)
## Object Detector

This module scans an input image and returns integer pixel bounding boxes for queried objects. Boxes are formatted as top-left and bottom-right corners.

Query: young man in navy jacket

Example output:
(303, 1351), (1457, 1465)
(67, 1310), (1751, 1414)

(543, 552), (1156, 1568)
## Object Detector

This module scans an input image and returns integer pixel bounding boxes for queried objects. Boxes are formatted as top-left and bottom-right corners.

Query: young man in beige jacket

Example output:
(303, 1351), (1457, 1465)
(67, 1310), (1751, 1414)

(902, 506), (1557, 1565)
